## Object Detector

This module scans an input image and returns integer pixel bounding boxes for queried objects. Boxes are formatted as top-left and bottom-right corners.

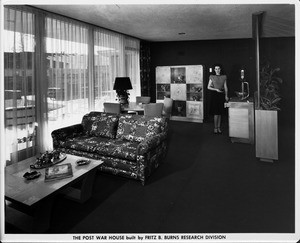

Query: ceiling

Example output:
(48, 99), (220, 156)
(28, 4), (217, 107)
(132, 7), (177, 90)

(31, 4), (295, 42)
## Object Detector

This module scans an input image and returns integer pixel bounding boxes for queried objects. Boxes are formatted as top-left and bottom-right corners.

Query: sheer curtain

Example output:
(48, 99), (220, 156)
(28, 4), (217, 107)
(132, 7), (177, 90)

(94, 29), (123, 110)
(4, 7), (37, 164)
(125, 36), (141, 100)
(3, 6), (141, 162)
(94, 29), (140, 111)
(45, 15), (91, 147)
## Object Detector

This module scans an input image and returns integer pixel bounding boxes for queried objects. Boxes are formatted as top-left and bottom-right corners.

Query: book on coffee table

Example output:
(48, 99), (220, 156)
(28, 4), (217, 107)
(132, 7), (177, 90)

(45, 163), (73, 182)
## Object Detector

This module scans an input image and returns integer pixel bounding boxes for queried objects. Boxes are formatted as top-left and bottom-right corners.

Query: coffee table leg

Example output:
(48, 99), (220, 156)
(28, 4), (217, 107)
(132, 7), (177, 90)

(32, 198), (54, 232)
(63, 169), (97, 203)
(5, 197), (54, 233)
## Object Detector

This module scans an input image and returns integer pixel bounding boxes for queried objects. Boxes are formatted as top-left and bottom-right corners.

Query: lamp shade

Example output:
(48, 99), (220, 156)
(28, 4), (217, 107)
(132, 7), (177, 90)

(113, 77), (132, 90)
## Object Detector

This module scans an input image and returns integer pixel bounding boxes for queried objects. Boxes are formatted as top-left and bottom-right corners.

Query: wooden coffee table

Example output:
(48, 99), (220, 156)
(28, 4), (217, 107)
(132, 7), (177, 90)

(5, 154), (103, 233)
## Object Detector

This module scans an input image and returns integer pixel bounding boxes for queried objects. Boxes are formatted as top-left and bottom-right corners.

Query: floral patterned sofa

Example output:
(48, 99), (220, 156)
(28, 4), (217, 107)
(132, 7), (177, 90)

(51, 112), (168, 185)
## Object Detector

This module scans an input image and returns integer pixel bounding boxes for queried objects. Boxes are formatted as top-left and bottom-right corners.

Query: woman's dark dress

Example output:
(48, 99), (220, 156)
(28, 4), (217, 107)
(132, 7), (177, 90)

(209, 75), (226, 115)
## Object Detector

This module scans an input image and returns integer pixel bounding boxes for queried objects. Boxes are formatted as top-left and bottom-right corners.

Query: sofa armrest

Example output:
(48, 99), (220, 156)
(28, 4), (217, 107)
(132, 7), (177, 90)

(51, 123), (83, 149)
(137, 132), (167, 155)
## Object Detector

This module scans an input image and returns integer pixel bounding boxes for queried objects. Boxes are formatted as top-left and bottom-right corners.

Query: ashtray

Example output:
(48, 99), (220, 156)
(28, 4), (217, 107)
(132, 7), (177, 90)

(76, 159), (91, 166)
(23, 171), (41, 180)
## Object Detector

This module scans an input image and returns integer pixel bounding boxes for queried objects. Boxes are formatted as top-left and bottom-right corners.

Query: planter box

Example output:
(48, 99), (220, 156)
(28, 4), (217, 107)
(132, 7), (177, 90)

(255, 109), (278, 162)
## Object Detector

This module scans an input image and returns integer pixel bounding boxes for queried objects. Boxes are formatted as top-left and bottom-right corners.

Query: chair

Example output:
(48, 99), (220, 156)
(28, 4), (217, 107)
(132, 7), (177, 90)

(127, 96), (151, 115)
(144, 103), (164, 117)
(136, 96), (151, 104)
(103, 102), (121, 114)
(162, 97), (173, 118)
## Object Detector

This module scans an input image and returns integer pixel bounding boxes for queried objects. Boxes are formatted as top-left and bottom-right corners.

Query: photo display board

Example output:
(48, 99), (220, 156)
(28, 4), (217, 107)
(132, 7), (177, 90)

(156, 65), (204, 123)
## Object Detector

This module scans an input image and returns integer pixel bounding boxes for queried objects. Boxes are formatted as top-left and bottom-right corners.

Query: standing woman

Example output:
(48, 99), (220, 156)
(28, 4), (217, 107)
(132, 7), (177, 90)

(207, 64), (229, 134)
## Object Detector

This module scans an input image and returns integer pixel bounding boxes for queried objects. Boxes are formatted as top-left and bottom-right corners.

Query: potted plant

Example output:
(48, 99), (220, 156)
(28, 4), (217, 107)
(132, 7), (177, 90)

(255, 60), (282, 162)
(258, 60), (282, 110)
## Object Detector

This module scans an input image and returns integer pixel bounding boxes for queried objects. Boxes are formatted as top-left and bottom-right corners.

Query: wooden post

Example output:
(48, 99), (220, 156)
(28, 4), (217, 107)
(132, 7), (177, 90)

(252, 11), (264, 109)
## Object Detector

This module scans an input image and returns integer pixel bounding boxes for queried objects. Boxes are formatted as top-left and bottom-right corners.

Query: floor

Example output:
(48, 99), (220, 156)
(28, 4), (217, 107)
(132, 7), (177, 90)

(4, 120), (296, 241)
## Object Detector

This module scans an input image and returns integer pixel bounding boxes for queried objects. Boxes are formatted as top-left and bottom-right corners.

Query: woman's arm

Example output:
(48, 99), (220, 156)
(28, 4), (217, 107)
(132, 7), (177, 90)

(207, 79), (221, 92)
(224, 80), (229, 101)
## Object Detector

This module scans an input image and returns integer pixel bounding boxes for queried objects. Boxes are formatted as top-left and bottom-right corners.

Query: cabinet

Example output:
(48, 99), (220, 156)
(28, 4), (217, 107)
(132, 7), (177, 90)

(156, 65), (204, 123)
(228, 98), (254, 144)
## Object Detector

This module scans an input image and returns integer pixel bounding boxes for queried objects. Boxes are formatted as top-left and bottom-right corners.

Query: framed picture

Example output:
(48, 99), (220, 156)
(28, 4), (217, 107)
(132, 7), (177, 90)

(171, 84), (187, 101)
(171, 67), (186, 83)
(172, 100), (186, 117)
(186, 101), (203, 119)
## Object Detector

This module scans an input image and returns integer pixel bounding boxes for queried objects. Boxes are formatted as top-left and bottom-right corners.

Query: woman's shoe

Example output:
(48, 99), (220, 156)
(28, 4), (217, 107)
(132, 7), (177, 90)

(217, 128), (222, 134)
(214, 128), (218, 134)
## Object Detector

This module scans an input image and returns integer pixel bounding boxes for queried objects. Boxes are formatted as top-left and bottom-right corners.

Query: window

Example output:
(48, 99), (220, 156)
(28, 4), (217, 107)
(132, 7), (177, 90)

(3, 5), (141, 164)
(4, 6), (36, 164)
(125, 37), (141, 100)
(45, 16), (90, 133)
(94, 30), (140, 111)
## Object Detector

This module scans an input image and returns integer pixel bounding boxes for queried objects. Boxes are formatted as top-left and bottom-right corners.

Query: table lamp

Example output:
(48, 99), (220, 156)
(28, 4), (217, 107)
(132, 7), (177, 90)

(113, 77), (133, 105)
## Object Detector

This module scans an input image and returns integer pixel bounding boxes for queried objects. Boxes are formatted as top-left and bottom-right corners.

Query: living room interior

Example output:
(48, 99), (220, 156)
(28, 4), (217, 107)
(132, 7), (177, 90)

(0, 2), (298, 242)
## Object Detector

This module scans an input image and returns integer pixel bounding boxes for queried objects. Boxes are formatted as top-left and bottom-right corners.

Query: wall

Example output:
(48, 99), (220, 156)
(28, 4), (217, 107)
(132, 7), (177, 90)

(149, 37), (295, 128)
(260, 37), (295, 131)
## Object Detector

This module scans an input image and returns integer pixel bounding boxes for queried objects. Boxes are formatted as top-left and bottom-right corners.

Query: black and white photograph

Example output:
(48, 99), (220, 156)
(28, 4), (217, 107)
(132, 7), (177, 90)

(0, 1), (299, 243)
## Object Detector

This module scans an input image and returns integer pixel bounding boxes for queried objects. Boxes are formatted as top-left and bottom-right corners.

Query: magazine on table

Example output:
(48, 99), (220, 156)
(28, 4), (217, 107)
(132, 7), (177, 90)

(45, 163), (73, 182)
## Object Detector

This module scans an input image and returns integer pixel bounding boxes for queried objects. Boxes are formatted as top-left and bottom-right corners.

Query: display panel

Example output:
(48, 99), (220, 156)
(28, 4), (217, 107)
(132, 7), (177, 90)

(156, 65), (204, 123)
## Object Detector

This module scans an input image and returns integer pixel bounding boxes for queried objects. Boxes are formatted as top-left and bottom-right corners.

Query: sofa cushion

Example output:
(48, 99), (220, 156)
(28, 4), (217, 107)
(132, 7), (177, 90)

(96, 139), (139, 161)
(62, 135), (139, 161)
(81, 112), (119, 139)
(62, 135), (105, 153)
(116, 114), (166, 142)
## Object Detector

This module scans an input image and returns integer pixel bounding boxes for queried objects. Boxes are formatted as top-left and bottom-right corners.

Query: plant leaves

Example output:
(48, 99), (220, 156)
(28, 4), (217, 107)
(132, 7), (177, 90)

(272, 77), (283, 83)
(271, 97), (281, 105)
(261, 103), (268, 110)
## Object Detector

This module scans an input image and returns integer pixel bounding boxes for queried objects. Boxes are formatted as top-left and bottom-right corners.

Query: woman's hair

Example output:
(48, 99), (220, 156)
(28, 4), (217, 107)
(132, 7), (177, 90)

(213, 63), (223, 75)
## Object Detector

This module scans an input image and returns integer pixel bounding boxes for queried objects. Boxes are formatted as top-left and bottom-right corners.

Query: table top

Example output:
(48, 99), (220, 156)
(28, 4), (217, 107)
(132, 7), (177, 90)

(122, 102), (144, 112)
(229, 97), (254, 103)
(5, 154), (103, 207)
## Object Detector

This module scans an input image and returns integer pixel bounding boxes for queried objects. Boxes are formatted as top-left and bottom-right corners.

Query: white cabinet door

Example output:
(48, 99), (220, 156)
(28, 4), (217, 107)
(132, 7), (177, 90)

(229, 108), (249, 139)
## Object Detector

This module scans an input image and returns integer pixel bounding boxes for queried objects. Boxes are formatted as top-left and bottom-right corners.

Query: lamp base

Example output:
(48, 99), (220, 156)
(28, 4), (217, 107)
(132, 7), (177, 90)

(119, 96), (129, 105)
